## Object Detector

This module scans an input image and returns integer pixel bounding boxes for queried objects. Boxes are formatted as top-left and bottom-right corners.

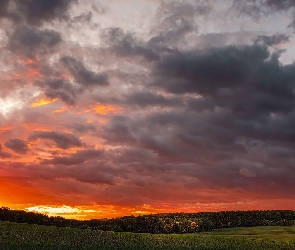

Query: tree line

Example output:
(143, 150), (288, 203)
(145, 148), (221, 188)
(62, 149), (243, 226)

(1, 207), (295, 234)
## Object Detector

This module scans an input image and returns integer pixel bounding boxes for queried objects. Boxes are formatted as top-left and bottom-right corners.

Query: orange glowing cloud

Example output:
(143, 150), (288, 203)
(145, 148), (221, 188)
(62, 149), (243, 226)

(92, 104), (122, 114)
(21, 124), (54, 132)
(0, 126), (14, 132)
(53, 106), (68, 113)
(26, 68), (42, 78)
(20, 58), (34, 65)
(8, 56), (42, 80)
(29, 98), (57, 108)
(18, 56), (40, 65)
(13, 74), (20, 79)
(77, 104), (121, 115)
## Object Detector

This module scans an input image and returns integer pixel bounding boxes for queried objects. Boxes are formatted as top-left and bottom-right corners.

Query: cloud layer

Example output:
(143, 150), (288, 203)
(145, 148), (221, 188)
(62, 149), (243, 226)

(1, 0), (295, 218)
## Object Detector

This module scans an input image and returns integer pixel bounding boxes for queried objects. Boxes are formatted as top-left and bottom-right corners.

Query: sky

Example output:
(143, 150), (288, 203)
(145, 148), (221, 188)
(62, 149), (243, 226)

(1, 0), (295, 219)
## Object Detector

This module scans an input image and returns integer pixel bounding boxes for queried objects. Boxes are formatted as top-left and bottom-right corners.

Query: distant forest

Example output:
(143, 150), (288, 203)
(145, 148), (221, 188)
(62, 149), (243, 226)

(1, 207), (295, 234)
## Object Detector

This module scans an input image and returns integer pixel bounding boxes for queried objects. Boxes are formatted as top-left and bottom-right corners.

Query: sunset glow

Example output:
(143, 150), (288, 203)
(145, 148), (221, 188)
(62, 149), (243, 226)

(53, 106), (68, 113)
(1, 0), (295, 220)
(29, 98), (57, 108)
(92, 104), (121, 115)
(25, 206), (97, 219)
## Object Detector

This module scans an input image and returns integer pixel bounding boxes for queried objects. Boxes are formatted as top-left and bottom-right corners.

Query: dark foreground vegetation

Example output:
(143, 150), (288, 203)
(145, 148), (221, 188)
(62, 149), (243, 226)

(1, 220), (295, 250)
(1, 207), (295, 234)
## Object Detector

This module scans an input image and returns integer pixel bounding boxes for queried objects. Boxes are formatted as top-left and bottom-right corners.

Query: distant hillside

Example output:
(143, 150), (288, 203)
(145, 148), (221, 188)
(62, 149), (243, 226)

(1, 207), (295, 234)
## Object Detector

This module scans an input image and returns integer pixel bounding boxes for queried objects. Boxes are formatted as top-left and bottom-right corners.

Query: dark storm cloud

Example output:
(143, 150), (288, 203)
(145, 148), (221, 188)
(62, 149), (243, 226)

(33, 56), (109, 106)
(71, 11), (93, 24)
(138, 134), (179, 160)
(36, 78), (77, 105)
(186, 97), (215, 112)
(0, 151), (12, 159)
(61, 56), (109, 87)
(42, 149), (104, 166)
(12, 160), (116, 186)
(265, 0), (295, 9)
(72, 168), (115, 185)
(100, 42), (291, 190)
(102, 28), (160, 61)
(233, 0), (295, 29)
(0, 0), (77, 26)
(8, 25), (62, 57)
(101, 116), (137, 145)
(4, 138), (29, 154)
(67, 123), (96, 133)
(102, 1), (212, 62)
(45, 89), (76, 105)
(148, 1), (211, 47)
(154, 44), (269, 94)
(65, 161), (122, 185)
(154, 44), (295, 114)
(126, 91), (182, 108)
(188, 31), (263, 50)
(0, 0), (9, 17)
(90, 90), (183, 111)
(38, 78), (72, 91)
(89, 38), (295, 193)
(111, 147), (156, 165)
(254, 34), (290, 46)
(233, 0), (290, 17)
(28, 131), (83, 149)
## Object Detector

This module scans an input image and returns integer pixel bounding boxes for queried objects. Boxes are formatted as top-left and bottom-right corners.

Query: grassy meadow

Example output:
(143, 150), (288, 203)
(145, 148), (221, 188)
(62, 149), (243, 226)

(0, 220), (295, 250)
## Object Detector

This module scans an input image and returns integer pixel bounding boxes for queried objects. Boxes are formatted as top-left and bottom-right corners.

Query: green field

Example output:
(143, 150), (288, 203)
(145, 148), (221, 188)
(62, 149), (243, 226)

(0, 220), (295, 250)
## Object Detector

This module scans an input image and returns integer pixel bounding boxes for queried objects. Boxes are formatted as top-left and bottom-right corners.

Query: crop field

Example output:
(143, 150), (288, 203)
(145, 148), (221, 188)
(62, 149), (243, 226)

(0, 220), (295, 250)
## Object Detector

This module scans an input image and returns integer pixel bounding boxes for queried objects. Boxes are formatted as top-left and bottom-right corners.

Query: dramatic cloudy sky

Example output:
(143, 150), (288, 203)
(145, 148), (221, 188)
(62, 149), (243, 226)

(1, 0), (295, 219)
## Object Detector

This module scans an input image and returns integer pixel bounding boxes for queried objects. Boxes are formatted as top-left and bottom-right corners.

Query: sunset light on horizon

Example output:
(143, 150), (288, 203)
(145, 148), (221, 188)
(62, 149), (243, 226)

(1, 0), (295, 220)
